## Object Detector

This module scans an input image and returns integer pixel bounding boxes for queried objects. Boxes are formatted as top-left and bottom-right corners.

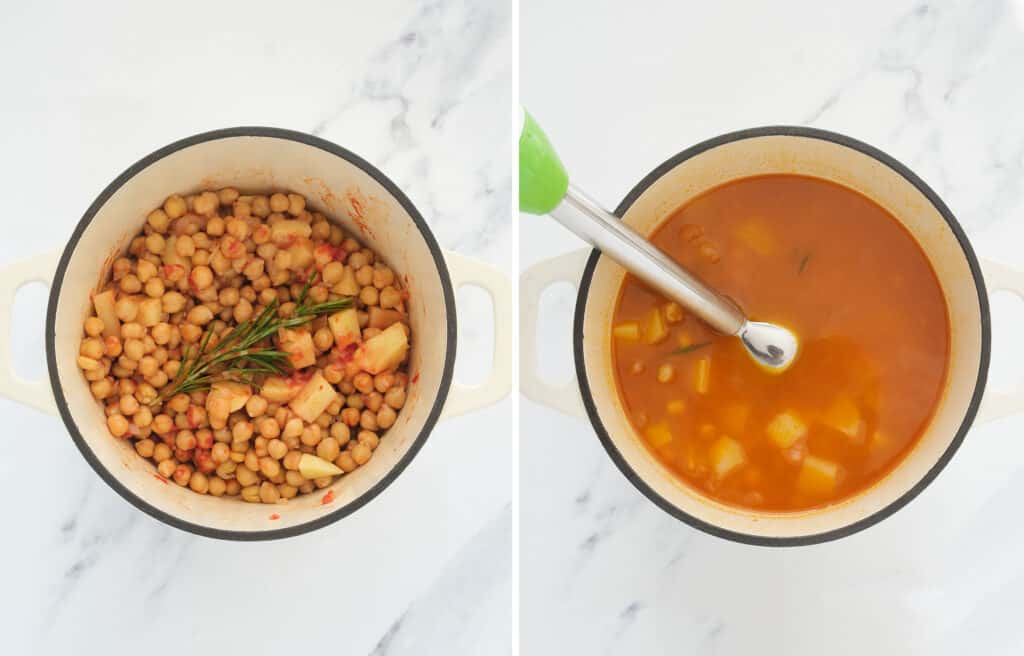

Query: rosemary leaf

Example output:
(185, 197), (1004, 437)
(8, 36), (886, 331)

(667, 341), (711, 357)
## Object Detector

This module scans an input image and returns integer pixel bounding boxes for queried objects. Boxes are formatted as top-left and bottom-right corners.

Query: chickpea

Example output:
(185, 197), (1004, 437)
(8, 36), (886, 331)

(235, 464), (259, 487)
(258, 417), (281, 439)
(322, 261), (345, 285)
(360, 410), (378, 432)
(259, 457), (281, 478)
(233, 298), (253, 323)
(208, 477), (227, 497)
(189, 265), (213, 291)
(217, 187), (239, 206)
(132, 438), (154, 458)
(133, 405), (154, 428)
(145, 233), (166, 255)
(218, 286), (239, 307)
(245, 395), (268, 418)
(340, 407), (360, 427)
(350, 373), (373, 396)
(329, 422), (351, 446)
(355, 265), (374, 287)
(380, 286), (403, 310)
(241, 485), (261, 503)
(211, 442), (230, 464)
(153, 443), (173, 463)
(83, 317), (105, 338)
(90, 378), (113, 400)
(175, 431), (197, 451)
(332, 452), (355, 473)
(163, 195), (187, 219)
(194, 191), (219, 216)
(365, 392), (383, 413)
(147, 208), (170, 232)
(385, 386), (406, 409)
(300, 425), (322, 447)
(122, 339), (144, 362)
(348, 252), (367, 269)
(172, 464), (192, 486)
(79, 337), (104, 361)
(376, 405), (398, 429)
(189, 472), (209, 494)
(316, 437), (341, 462)
(351, 443), (373, 465)
(346, 394), (364, 410)
(114, 297), (138, 323)
(372, 266), (395, 289)
(313, 327), (334, 352)
(225, 480), (242, 496)
(162, 291), (187, 314)
(259, 481), (280, 504)
(216, 460), (238, 480)
(152, 414), (173, 435)
(157, 459), (177, 478)
(267, 439), (288, 460)
(102, 335), (122, 358)
(269, 193), (289, 213)
(286, 193), (306, 216)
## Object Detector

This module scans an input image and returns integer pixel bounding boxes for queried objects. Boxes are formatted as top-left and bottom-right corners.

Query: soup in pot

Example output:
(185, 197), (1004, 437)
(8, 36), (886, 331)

(611, 174), (949, 512)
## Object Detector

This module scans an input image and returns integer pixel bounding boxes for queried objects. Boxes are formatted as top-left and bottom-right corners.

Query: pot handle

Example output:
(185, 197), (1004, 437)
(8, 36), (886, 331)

(520, 249), (590, 418)
(440, 250), (513, 419)
(0, 252), (60, 416)
(977, 258), (1024, 423)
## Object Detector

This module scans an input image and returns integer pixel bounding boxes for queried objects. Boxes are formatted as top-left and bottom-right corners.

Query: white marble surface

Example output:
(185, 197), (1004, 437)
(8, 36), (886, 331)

(0, 1), (512, 654)
(521, 0), (1024, 653)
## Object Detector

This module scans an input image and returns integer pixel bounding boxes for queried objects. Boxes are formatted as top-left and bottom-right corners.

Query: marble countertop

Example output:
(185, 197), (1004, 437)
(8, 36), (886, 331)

(521, 0), (1024, 653)
(0, 1), (511, 654)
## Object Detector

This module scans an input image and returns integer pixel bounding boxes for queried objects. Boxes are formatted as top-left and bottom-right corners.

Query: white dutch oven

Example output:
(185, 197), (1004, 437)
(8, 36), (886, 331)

(0, 127), (511, 540)
(522, 126), (1024, 546)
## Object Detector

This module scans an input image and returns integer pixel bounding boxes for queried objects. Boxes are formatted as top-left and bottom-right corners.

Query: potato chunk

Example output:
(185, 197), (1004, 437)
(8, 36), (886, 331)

(261, 375), (303, 403)
(270, 220), (312, 246)
(211, 381), (252, 412)
(333, 266), (360, 296)
(353, 323), (409, 374)
(645, 421), (673, 447)
(709, 436), (745, 478)
(92, 290), (120, 338)
(796, 455), (840, 497)
(766, 411), (808, 449)
(328, 308), (361, 349)
(613, 321), (640, 341)
(822, 397), (865, 443)
(278, 328), (316, 369)
(289, 371), (338, 422)
(643, 307), (669, 345)
(298, 453), (342, 479)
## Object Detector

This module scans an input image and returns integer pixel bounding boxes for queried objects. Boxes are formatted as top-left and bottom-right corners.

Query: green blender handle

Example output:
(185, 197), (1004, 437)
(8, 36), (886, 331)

(517, 108), (797, 370)
(518, 108), (569, 215)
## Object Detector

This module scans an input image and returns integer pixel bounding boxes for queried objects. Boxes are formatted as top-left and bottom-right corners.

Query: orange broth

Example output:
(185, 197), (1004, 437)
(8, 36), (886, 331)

(611, 174), (949, 511)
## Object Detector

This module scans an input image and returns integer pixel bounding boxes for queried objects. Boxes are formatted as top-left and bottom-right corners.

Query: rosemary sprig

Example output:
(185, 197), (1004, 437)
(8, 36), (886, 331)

(667, 341), (711, 357)
(154, 272), (351, 404)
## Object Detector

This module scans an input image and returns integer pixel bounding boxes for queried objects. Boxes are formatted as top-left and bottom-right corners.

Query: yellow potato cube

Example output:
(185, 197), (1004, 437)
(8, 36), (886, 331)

(822, 397), (865, 443)
(645, 421), (673, 447)
(289, 371), (339, 423)
(278, 328), (316, 369)
(261, 376), (302, 403)
(695, 357), (710, 394)
(643, 307), (669, 345)
(353, 323), (409, 374)
(709, 436), (745, 478)
(613, 321), (641, 341)
(211, 381), (252, 412)
(92, 290), (120, 338)
(766, 411), (808, 449)
(298, 453), (343, 479)
(328, 308), (361, 349)
(796, 455), (840, 497)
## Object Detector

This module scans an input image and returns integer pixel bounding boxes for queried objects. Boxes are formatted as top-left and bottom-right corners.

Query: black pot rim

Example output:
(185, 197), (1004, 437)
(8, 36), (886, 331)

(573, 125), (990, 547)
(45, 126), (457, 541)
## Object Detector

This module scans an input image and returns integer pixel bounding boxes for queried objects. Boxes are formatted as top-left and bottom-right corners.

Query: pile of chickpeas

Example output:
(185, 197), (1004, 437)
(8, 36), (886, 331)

(77, 188), (411, 504)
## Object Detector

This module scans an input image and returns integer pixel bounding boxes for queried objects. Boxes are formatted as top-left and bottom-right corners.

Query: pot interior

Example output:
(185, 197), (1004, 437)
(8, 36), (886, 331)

(51, 131), (453, 537)
(579, 131), (985, 541)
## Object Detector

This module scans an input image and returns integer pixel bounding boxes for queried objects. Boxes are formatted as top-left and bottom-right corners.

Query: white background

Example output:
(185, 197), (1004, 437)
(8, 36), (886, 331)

(0, 1), (512, 654)
(521, 0), (1024, 654)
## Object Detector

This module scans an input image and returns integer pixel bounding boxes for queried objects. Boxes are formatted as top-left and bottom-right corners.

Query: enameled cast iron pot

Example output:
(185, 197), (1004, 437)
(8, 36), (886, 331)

(0, 127), (511, 540)
(522, 126), (1024, 546)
